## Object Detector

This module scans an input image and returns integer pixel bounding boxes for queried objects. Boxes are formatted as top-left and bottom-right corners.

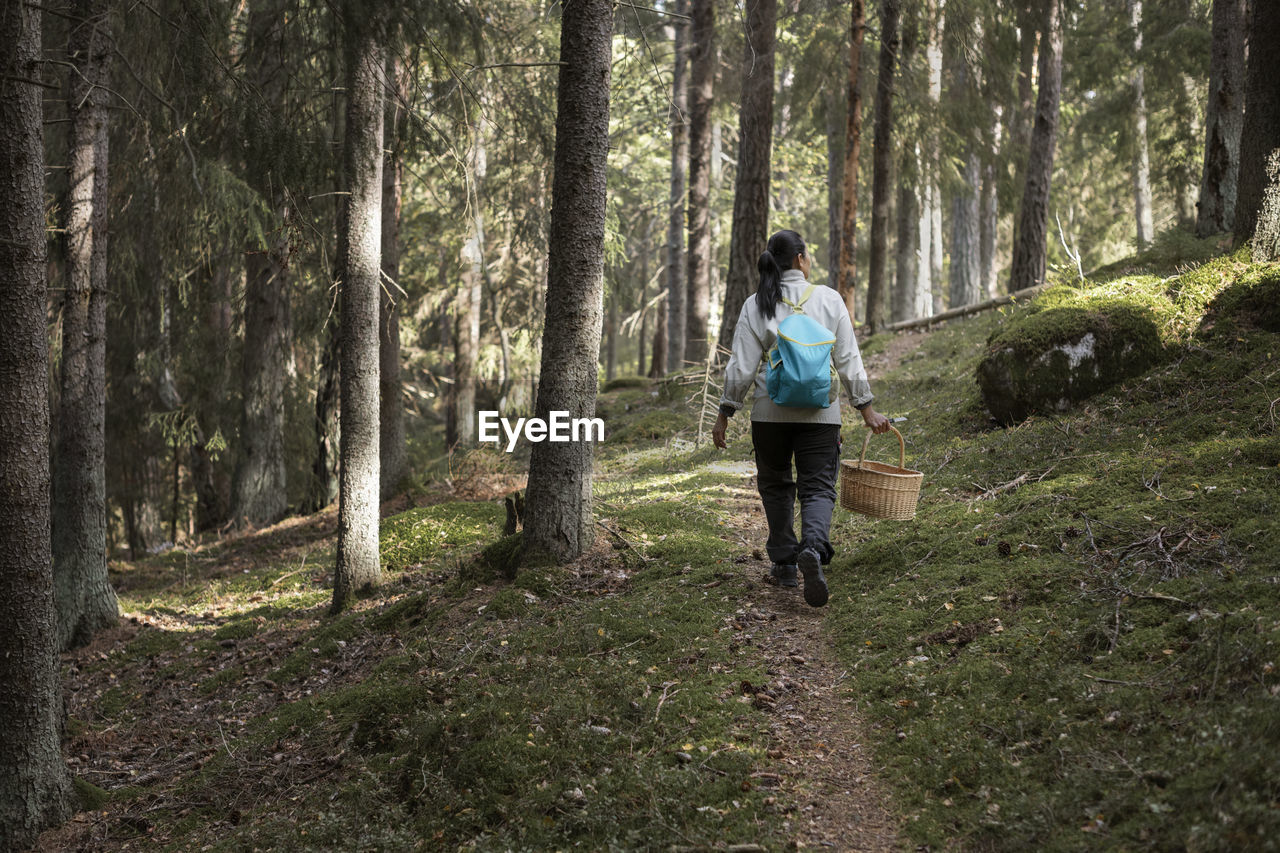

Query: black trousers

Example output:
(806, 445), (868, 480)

(751, 421), (842, 567)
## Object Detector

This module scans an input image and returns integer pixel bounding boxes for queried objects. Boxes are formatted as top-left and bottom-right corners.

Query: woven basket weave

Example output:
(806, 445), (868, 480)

(839, 426), (922, 520)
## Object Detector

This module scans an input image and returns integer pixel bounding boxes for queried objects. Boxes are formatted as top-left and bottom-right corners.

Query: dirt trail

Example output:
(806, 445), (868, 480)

(717, 329), (930, 850)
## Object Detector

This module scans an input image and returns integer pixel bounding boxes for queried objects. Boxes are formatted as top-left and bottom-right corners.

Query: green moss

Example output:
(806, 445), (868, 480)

(73, 777), (110, 811)
(601, 374), (651, 391)
(380, 501), (503, 570)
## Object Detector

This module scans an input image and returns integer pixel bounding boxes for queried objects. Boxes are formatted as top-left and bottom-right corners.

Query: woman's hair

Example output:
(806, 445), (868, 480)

(756, 230), (806, 319)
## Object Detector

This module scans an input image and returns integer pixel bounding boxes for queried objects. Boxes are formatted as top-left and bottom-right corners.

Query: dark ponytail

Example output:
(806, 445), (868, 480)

(755, 230), (806, 319)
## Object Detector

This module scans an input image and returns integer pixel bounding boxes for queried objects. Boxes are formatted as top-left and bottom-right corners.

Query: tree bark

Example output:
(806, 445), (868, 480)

(866, 0), (900, 334)
(455, 106), (487, 446)
(892, 13), (919, 324)
(231, 0), (293, 527)
(826, 87), (844, 289)
(379, 47), (409, 499)
(837, 0), (867, 321)
(1196, 0), (1247, 237)
(53, 0), (118, 651)
(1253, 150), (1280, 262)
(605, 287), (618, 381)
(333, 13), (385, 612)
(0, 0), (74, 844)
(947, 18), (982, 310)
(717, 0), (776, 353)
(1129, 0), (1154, 249)
(665, 0), (689, 373)
(1009, 0), (1062, 293)
(522, 0), (612, 563)
(1233, 0), (1280, 244)
(980, 105), (1002, 298)
(684, 0), (715, 365)
(925, 0), (944, 314)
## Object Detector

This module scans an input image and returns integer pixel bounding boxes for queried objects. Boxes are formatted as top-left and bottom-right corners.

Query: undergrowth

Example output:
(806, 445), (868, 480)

(63, 249), (1280, 851)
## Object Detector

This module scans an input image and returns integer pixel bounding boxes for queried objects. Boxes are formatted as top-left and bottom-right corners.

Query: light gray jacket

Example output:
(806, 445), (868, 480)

(719, 269), (873, 425)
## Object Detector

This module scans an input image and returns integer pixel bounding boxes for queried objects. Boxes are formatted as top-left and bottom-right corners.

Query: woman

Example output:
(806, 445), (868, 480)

(712, 230), (889, 607)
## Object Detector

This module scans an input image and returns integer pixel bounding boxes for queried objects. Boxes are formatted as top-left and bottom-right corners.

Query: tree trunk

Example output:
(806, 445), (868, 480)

(1253, 150), (1280, 262)
(0, 1), (74, 844)
(1233, 0), (1280, 244)
(1196, 0), (1247, 237)
(305, 316), (341, 513)
(717, 0), (776, 353)
(664, 0), (689, 374)
(866, 0), (900, 334)
(1129, 0), (1154, 249)
(947, 20), (982, 310)
(522, 0), (612, 563)
(232, 0), (292, 527)
(925, 0), (944, 314)
(980, 105), (1001, 298)
(1009, 0), (1063, 293)
(894, 145), (920, 323)
(379, 47), (409, 499)
(456, 110), (487, 445)
(53, 0), (118, 651)
(837, 0), (867, 320)
(333, 14), (384, 612)
(605, 287), (618, 381)
(826, 87), (844, 288)
(649, 297), (667, 377)
(684, 0), (715, 365)
(892, 13), (919, 324)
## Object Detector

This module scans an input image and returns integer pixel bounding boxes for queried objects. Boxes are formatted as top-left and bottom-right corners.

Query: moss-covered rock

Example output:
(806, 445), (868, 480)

(977, 304), (1164, 425)
(1202, 262), (1280, 334)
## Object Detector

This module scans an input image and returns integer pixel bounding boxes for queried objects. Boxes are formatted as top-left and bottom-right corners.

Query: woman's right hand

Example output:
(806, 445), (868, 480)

(861, 406), (891, 434)
(712, 413), (729, 449)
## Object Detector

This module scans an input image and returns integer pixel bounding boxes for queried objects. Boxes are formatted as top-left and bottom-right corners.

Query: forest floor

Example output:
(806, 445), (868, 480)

(39, 246), (1280, 852)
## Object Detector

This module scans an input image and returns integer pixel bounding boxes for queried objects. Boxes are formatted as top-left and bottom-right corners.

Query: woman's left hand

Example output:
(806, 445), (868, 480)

(861, 406), (891, 434)
(712, 413), (729, 449)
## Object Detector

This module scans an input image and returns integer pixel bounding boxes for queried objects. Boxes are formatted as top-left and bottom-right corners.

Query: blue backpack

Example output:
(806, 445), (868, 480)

(765, 284), (838, 408)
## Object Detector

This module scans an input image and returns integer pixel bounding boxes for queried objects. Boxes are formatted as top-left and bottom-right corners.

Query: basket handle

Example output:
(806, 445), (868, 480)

(859, 424), (905, 468)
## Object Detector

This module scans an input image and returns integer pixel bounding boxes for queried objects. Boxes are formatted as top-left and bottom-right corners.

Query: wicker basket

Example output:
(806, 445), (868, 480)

(840, 426), (923, 520)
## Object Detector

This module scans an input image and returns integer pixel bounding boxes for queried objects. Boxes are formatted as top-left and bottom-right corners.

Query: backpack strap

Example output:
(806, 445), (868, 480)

(779, 283), (818, 313)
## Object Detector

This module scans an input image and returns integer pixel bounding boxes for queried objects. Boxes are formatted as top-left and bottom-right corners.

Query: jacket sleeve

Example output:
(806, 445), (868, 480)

(832, 303), (874, 408)
(720, 300), (764, 411)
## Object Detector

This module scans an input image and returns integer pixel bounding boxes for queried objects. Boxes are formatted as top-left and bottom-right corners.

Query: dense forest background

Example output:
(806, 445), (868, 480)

(33, 0), (1237, 557)
(4, 0), (1280, 847)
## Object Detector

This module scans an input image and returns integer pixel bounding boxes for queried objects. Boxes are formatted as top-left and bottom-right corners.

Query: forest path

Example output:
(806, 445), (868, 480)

(710, 328), (929, 850)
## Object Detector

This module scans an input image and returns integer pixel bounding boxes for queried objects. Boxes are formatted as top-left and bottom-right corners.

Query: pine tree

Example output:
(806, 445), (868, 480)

(718, 0), (776, 351)
(837, 0), (867, 320)
(53, 0), (119, 650)
(1233, 0), (1280, 244)
(523, 0), (612, 562)
(380, 44), (409, 499)
(1009, 0), (1063, 292)
(333, 7), (385, 612)
(1196, 0), (1246, 237)
(665, 0), (689, 375)
(684, 0), (714, 365)
(0, 1), (74, 843)
(866, 0), (901, 333)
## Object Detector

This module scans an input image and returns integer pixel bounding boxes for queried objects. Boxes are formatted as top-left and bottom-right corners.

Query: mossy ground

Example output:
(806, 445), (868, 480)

(51, 251), (1280, 851)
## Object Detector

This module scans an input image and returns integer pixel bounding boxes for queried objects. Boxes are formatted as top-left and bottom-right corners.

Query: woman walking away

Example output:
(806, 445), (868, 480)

(712, 230), (889, 607)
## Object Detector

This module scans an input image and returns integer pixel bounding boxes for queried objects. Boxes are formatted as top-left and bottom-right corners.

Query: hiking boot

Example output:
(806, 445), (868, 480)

(797, 548), (828, 607)
(770, 563), (798, 588)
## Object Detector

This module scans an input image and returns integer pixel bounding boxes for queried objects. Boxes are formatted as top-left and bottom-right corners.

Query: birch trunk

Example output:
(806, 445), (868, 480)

(1129, 0), (1154, 249)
